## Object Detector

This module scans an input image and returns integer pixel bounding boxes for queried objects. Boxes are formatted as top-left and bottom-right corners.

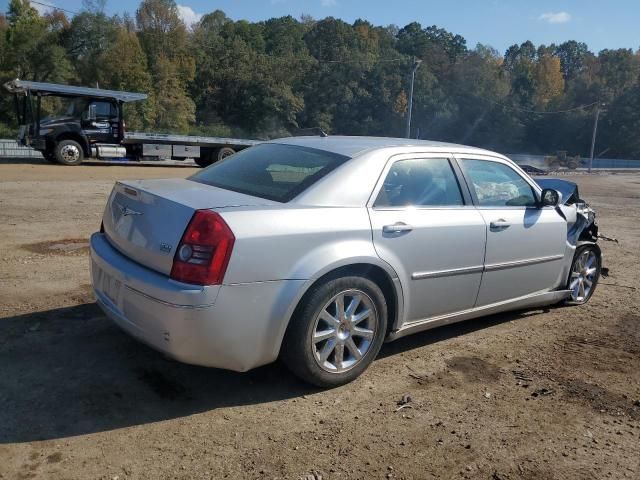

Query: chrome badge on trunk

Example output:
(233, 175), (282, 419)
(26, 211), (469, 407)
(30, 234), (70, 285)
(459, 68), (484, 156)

(117, 203), (143, 217)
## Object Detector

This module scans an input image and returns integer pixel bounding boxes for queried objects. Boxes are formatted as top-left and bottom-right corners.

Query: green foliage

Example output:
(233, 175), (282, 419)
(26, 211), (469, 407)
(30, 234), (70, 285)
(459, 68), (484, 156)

(0, 122), (17, 138)
(101, 29), (155, 129)
(0, 3), (639, 158)
(602, 85), (640, 157)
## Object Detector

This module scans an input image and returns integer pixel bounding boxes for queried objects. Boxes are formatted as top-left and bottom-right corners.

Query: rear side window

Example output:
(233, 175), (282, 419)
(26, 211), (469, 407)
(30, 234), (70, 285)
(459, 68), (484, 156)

(461, 159), (537, 207)
(189, 143), (349, 202)
(375, 158), (464, 207)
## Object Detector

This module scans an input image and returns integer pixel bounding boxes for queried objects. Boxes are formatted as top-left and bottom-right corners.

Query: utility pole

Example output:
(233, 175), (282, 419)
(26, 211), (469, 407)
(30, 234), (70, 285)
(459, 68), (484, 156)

(588, 104), (602, 174)
(405, 57), (422, 138)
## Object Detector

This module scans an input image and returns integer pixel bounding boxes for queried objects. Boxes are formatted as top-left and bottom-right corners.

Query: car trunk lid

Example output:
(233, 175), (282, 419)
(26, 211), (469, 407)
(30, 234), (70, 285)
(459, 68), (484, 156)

(102, 178), (277, 276)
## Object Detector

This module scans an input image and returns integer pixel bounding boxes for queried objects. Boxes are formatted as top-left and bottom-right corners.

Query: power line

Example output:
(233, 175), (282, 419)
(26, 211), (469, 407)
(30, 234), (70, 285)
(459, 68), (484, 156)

(485, 98), (598, 114)
(29, 0), (79, 16)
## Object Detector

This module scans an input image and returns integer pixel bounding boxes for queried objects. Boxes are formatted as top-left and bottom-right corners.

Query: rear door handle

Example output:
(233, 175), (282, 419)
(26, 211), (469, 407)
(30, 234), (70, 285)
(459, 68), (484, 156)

(490, 219), (511, 229)
(383, 222), (413, 234)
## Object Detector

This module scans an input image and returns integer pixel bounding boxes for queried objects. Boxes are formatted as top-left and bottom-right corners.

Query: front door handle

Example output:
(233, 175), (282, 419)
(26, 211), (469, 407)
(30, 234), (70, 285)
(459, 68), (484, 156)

(490, 219), (511, 229)
(383, 222), (413, 234)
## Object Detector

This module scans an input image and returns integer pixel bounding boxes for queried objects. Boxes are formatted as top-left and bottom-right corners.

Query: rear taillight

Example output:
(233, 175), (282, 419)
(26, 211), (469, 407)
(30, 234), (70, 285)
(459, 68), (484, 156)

(170, 210), (235, 285)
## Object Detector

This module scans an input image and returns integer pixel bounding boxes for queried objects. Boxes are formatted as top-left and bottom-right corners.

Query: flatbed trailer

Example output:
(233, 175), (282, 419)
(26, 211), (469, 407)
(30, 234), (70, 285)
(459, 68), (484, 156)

(3, 79), (258, 166)
(122, 132), (259, 165)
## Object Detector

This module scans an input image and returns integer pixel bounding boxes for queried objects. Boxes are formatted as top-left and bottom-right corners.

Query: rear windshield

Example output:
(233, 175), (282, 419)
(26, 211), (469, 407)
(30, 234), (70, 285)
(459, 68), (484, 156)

(189, 143), (349, 202)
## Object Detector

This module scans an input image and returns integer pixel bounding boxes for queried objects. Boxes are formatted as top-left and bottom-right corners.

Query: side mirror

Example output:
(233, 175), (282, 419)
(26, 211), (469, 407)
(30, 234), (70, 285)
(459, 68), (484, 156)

(540, 188), (561, 207)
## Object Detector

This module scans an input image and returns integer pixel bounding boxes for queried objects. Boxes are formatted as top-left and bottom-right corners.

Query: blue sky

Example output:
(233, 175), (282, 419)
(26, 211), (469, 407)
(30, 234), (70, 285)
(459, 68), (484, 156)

(11, 0), (640, 54)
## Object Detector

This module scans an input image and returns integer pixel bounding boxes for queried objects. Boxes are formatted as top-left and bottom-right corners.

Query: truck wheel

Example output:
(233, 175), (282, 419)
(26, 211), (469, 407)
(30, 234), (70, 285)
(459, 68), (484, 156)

(217, 147), (235, 161)
(55, 140), (84, 165)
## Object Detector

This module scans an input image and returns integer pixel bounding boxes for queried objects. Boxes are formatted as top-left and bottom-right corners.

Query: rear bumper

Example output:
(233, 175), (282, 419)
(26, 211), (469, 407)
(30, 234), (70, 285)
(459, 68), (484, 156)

(90, 233), (305, 371)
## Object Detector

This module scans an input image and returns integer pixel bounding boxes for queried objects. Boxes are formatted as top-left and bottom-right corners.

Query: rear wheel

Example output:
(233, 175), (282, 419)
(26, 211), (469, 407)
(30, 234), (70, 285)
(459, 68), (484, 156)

(194, 147), (236, 168)
(281, 276), (387, 387)
(216, 146), (235, 161)
(566, 244), (601, 304)
(54, 139), (84, 165)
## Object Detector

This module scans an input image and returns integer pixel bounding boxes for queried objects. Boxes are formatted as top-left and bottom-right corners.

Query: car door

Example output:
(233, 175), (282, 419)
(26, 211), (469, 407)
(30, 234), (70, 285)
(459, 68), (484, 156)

(456, 156), (567, 306)
(368, 154), (487, 324)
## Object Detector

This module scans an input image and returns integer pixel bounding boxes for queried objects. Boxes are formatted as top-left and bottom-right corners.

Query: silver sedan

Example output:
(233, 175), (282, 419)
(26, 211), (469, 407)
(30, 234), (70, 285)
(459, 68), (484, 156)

(90, 136), (602, 386)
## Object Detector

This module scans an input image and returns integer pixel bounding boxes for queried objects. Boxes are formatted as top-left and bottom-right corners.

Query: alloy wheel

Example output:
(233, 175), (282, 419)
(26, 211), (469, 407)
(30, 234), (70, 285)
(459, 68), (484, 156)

(569, 249), (598, 303)
(311, 289), (377, 373)
(60, 144), (80, 162)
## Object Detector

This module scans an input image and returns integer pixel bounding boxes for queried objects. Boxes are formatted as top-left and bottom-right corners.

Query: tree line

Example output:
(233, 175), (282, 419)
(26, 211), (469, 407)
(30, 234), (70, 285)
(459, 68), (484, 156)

(1, 0), (639, 158)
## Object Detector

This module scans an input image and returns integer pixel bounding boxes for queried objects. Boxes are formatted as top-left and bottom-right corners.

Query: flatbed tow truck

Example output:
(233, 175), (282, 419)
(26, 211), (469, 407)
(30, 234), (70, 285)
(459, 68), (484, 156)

(4, 79), (259, 166)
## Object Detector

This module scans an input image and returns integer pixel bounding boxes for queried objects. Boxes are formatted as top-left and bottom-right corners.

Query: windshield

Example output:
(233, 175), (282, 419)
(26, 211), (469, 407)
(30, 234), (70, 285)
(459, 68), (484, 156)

(189, 143), (349, 202)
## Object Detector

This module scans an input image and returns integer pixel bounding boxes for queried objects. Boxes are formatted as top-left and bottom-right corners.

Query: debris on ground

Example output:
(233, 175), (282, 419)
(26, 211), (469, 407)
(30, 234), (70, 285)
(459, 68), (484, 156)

(598, 234), (618, 243)
(300, 473), (322, 480)
(396, 394), (413, 411)
(512, 370), (532, 388)
(531, 388), (555, 398)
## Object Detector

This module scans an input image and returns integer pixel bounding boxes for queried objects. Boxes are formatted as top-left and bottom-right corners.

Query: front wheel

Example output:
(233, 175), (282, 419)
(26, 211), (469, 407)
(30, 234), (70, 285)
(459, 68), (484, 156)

(281, 276), (388, 387)
(54, 139), (84, 165)
(566, 244), (601, 304)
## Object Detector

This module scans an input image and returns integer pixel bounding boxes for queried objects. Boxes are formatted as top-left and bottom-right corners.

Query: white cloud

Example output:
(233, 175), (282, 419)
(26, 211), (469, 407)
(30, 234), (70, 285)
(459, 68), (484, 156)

(539, 12), (571, 24)
(177, 4), (203, 27)
(30, 0), (55, 15)
(321, 0), (337, 6)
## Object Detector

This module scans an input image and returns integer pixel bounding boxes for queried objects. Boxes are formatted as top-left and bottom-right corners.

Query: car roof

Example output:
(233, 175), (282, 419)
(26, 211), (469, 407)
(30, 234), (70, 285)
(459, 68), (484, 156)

(269, 135), (500, 158)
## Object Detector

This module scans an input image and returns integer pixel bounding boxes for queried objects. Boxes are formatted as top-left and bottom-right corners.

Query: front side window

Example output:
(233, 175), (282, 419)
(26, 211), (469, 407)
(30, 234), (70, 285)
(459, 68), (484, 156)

(190, 143), (349, 202)
(374, 158), (464, 207)
(461, 159), (537, 207)
(89, 101), (116, 120)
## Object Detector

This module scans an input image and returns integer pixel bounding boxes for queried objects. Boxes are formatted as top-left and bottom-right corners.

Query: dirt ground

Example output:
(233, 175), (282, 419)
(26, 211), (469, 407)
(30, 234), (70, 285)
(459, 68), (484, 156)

(0, 158), (639, 480)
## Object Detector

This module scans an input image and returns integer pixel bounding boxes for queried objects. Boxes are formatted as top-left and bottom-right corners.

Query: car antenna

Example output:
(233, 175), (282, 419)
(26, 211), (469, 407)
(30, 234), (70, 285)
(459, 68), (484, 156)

(297, 127), (328, 137)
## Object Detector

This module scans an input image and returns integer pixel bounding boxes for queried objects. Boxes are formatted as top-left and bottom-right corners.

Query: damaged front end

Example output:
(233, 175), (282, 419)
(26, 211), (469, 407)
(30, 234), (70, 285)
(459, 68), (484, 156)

(536, 178), (598, 245)
(537, 178), (607, 303)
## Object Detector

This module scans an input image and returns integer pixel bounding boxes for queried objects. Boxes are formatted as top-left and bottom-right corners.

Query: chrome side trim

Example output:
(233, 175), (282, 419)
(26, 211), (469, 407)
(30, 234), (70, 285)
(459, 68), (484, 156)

(484, 254), (565, 272)
(412, 265), (484, 280)
(387, 289), (571, 341)
(411, 255), (564, 280)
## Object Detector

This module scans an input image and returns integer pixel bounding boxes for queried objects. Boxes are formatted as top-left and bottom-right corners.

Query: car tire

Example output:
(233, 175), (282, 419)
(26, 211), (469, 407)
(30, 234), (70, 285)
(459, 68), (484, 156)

(54, 139), (84, 165)
(281, 276), (388, 387)
(566, 244), (601, 304)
